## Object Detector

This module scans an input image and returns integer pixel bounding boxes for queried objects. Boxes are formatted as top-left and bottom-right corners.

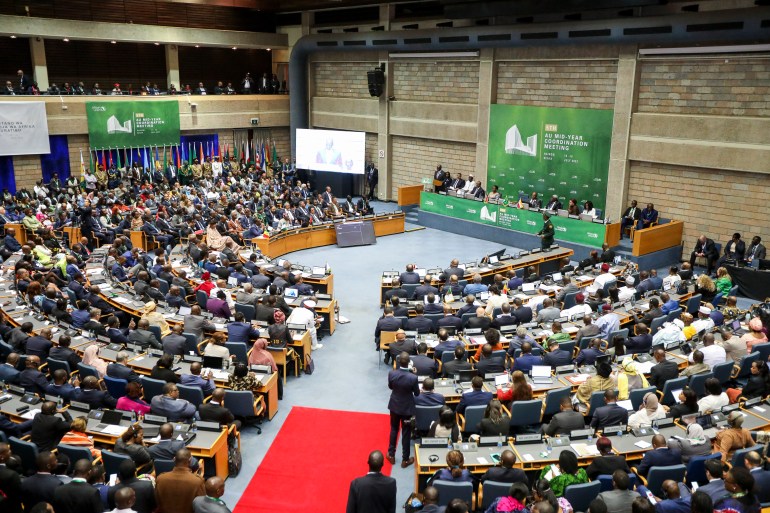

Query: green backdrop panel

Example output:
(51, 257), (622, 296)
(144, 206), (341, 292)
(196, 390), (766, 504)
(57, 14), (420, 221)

(86, 100), (180, 149)
(487, 104), (614, 212)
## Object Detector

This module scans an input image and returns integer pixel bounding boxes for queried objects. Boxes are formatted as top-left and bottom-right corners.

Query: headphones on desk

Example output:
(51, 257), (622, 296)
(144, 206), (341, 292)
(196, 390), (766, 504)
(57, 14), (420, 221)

(428, 454), (439, 463)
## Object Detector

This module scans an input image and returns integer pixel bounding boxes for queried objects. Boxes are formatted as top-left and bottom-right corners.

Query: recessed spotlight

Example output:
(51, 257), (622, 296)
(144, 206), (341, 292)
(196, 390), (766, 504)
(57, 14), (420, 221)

(154, 42), (160, 46)
(63, 38), (69, 42)
(266, 48), (271, 51)
(110, 40), (117, 44)
(195, 45), (200, 48)
(10, 35), (16, 39)
(232, 46), (237, 50)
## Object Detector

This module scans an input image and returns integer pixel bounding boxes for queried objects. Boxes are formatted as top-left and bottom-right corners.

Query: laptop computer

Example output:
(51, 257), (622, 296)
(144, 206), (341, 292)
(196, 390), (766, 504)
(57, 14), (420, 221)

(178, 305), (192, 316)
(457, 369), (476, 382)
(94, 410), (124, 432)
(284, 288), (299, 298)
(531, 365), (553, 384)
(557, 209), (568, 217)
(415, 268), (427, 278)
(521, 283), (536, 295)
(731, 319), (747, 336)
(202, 356), (224, 369)
(310, 266), (326, 279)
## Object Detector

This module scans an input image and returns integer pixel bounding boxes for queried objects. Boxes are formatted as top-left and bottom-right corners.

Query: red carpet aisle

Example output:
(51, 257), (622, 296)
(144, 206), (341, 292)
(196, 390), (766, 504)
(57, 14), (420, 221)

(233, 407), (394, 513)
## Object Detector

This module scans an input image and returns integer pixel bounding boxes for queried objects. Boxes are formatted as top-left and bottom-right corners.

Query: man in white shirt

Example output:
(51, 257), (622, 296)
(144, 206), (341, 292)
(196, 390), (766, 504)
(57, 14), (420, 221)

(691, 306), (715, 334)
(652, 319), (686, 347)
(595, 303), (620, 340)
(461, 175), (475, 193)
(287, 299), (323, 350)
(617, 276), (637, 303)
(560, 292), (592, 318)
(211, 156), (223, 179)
(662, 266), (682, 290)
(587, 263), (616, 295)
(689, 332), (726, 369)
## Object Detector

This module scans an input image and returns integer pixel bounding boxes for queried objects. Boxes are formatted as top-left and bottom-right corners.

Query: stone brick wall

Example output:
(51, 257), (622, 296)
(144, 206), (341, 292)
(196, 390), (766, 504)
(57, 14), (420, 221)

(628, 161), (770, 258)
(67, 134), (90, 179)
(12, 155), (43, 191)
(314, 61), (378, 99)
(393, 61), (479, 104)
(497, 60), (618, 109)
(391, 136), (476, 198)
(269, 127), (291, 160)
(365, 133), (378, 167)
(638, 58), (770, 117)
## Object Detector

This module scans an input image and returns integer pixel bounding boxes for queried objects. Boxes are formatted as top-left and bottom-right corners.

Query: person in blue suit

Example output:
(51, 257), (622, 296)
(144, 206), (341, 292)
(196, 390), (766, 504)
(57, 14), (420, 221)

(512, 342), (542, 374)
(387, 352), (419, 468)
(745, 450), (770, 504)
(637, 203), (658, 230)
(456, 375), (494, 415)
(636, 434), (682, 477)
(414, 378), (446, 406)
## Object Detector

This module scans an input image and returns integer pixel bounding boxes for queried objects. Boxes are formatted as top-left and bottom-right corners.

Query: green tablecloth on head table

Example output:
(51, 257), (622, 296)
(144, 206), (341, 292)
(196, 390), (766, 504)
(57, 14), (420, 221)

(420, 191), (606, 246)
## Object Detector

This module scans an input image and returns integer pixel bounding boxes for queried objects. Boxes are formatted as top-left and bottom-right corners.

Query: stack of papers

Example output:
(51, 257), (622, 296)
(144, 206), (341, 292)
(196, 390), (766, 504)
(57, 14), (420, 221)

(634, 361), (655, 374)
(21, 409), (41, 420)
(571, 443), (601, 457)
(99, 425), (128, 436)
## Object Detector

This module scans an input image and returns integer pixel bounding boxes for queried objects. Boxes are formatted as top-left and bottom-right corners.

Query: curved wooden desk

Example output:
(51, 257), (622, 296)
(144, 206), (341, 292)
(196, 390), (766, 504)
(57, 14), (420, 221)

(253, 212), (405, 259)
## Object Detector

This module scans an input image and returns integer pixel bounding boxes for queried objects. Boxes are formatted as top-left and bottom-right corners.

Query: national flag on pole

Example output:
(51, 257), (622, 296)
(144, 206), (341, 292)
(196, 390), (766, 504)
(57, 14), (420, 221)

(143, 147), (150, 170)
(233, 145), (238, 162)
(517, 198), (523, 208)
(200, 142), (205, 162)
(261, 142), (266, 169)
(244, 142), (249, 163)
(219, 143), (222, 159)
(80, 149), (86, 176)
(107, 148), (113, 167)
(88, 149), (94, 173)
(271, 139), (278, 166)
(116, 148), (122, 169)
(191, 143), (197, 161)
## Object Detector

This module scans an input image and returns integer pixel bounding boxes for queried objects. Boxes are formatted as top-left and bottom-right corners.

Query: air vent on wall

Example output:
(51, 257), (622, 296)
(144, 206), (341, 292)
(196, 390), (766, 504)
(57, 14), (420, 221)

(569, 28), (612, 38)
(521, 32), (558, 40)
(404, 37), (431, 44)
(624, 26), (673, 35)
(686, 21), (744, 31)
(439, 36), (470, 43)
(478, 34), (512, 42)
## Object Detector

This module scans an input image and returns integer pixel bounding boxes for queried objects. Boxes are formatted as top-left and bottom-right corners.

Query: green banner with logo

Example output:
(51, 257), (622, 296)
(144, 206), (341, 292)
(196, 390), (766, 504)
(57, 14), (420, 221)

(487, 104), (614, 212)
(420, 193), (499, 226)
(421, 192), (606, 246)
(86, 100), (180, 149)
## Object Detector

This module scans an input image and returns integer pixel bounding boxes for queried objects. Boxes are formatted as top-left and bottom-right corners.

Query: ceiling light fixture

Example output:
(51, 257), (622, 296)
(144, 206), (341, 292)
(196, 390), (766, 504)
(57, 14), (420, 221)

(232, 46), (237, 50)
(10, 35), (17, 39)
(195, 44), (200, 48)
(63, 38), (70, 42)
(110, 40), (117, 44)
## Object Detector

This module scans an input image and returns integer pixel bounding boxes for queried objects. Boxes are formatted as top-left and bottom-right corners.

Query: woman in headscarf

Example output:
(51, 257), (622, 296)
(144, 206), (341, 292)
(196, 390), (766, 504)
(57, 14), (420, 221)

(668, 421), (712, 463)
(205, 219), (242, 252)
(140, 301), (170, 337)
(742, 317), (768, 353)
(248, 338), (282, 399)
(82, 344), (108, 378)
(267, 309), (292, 347)
(628, 392), (666, 428)
(575, 360), (616, 405)
(617, 358), (649, 401)
(194, 271), (216, 296)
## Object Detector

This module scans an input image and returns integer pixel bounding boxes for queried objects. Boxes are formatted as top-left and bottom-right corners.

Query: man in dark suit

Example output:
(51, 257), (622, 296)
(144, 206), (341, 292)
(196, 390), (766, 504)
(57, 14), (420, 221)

(147, 423), (200, 471)
(689, 234), (720, 275)
(744, 235), (766, 266)
(457, 376), (494, 414)
(0, 353), (21, 383)
(423, 294), (443, 315)
(406, 304), (434, 334)
(107, 352), (141, 383)
(717, 232), (746, 269)
(476, 344), (506, 376)
(636, 434), (682, 477)
(387, 353), (419, 468)
(441, 259), (465, 283)
(411, 343), (438, 377)
(433, 329), (463, 360)
(384, 278), (408, 304)
(346, 450), (397, 513)
(637, 203), (658, 230)
(21, 451), (62, 511)
(19, 355), (49, 395)
(625, 323), (653, 355)
(620, 200), (641, 239)
(399, 264), (421, 285)
(590, 390), (629, 431)
(544, 195), (562, 211)
(414, 378), (445, 406)
(366, 164), (379, 200)
(388, 330), (417, 363)
(375, 308), (403, 350)
(53, 458), (103, 513)
(636, 298), (663, 326)
(25, 328), (54, 363)
(48, 336), (81, 372)
(543, 339), (573, 368)
(543, 396), (586, 436)
(512, 298), (533, 324)
(512, 342), (542, 374)
(45, 369), (79, 403)
(71, 376), (118, 409)
(698, 459), (727, 503)
(198, 389), (238, 428)
(0, 442), (22, 513)
(479, 450), (529, 486)
(745, 451), (770, 504)
(586, 437), (631, 479)
(575, 339), (604, 367)
(414, 277), (439, 301)
(442, 346), (472, 378)
(389, 297), (409, 318)
(599, 243), (616, 264)
(465, 307), (492, 331)
(648, 348), (679, 391)
(492, 303), (518, 330)
(31, 402), (72, 452)
(437, 305), (464, 331)
(107, 459), (157, 513)
(128, 319), (162, 350)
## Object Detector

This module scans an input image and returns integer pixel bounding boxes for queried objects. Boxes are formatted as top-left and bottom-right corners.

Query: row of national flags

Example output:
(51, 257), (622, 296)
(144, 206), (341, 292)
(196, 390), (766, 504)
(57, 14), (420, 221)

(80, 138), (279, 175)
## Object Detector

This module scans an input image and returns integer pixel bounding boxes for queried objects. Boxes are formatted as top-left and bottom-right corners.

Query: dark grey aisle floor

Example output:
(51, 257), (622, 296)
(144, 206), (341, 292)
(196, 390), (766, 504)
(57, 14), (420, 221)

(222, 202), (508, 507)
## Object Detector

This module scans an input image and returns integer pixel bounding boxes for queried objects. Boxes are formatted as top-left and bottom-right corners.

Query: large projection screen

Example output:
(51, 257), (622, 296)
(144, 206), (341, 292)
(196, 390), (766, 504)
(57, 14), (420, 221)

(296, 128), (365, 174)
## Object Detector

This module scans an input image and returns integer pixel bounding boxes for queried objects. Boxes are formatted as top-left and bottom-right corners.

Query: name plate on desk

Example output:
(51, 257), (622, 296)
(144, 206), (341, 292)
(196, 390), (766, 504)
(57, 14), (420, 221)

(515, 433), (542, 444)
(421, 437), (449, 448)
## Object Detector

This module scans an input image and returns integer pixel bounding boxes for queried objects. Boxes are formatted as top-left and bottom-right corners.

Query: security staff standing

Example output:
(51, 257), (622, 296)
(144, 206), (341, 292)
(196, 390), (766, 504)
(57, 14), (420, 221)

(538, 213), (554, 251)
